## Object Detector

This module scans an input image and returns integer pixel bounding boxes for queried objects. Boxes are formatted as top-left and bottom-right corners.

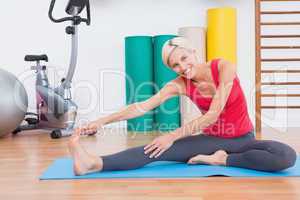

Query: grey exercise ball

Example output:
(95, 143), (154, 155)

(0, 69), (28, 137)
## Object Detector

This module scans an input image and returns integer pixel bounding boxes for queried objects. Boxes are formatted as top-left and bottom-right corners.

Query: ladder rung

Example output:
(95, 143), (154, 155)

(261, 82), (300, 85)
(261, 22), (300, 25)
(261, 94), (300, 97)
(261, 46), (300, 49)
(261, 70), (300, 73)
(261, 35), (300, 38)
(261, 106), (300, 109)
(261, 58), (300, 62)
(261, 11), (300, 14)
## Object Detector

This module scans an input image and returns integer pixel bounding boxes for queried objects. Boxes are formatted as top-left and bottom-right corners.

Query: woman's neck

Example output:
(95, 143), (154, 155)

(191, 62), (211, 83)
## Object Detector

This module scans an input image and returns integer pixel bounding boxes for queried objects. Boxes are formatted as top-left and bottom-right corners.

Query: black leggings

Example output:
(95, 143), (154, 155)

(101, 132), (297, 172)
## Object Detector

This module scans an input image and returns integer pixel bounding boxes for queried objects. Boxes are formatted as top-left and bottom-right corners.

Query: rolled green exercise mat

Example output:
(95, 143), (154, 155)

(153, 35), (181, 132)
(125, 36), (155, 132)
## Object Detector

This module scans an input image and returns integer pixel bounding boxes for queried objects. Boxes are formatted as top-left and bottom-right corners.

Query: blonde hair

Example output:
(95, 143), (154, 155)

(162, 37), (195, 67)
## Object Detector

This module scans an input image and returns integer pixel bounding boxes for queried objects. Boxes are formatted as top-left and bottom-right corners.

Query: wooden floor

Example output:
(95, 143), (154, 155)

(1, 127), (300, 200)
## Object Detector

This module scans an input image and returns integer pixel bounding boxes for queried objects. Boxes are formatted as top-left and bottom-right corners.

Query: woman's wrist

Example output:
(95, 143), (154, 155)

(170, 126), (194, 141)
(169, 131), (181, 142)
(95, 110), (127, 127)
(95, 117), (108, 126)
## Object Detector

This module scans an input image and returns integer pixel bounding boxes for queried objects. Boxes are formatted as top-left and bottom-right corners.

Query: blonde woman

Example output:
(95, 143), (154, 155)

(68, 37), (296, 175)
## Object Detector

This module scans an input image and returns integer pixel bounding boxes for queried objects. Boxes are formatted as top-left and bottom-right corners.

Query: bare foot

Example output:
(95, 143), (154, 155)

(68, 129), (103, 176)
(187, 150), (228, 166)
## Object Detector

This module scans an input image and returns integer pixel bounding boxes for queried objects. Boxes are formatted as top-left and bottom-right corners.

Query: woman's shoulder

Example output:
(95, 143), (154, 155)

(210, 58), (236, 73)
(164, 76), (187, 95)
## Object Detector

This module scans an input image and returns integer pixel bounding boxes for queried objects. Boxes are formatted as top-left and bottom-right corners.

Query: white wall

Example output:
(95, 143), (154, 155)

(4, 0), (296, 129)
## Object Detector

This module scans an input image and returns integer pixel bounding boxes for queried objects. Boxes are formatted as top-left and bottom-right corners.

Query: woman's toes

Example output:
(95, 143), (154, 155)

(187, 159), (196, 165)
(187, 155), (205, 165)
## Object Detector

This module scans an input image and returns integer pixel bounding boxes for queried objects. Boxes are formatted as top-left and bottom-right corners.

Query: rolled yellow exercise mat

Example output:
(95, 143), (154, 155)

(178, 27), (205, 124)
(207, 7), (237, 63)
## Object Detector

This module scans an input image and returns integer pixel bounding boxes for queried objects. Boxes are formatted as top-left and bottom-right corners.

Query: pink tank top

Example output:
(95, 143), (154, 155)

(183, 59), (254, 138)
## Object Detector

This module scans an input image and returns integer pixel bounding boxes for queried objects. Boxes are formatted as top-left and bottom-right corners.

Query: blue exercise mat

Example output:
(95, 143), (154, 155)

(40, 156), (300, 180)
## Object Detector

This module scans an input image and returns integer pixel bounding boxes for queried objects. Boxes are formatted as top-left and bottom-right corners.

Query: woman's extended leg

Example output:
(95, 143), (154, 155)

(68, 131), (255, 175)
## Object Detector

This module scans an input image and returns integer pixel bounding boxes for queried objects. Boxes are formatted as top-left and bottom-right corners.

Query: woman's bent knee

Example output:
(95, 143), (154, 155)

(280, 144), (297, 169)
(268, 142), (297, 171)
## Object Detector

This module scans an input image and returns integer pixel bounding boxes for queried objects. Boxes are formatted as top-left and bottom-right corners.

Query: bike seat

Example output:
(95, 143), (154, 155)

(25, 54), (48, 62)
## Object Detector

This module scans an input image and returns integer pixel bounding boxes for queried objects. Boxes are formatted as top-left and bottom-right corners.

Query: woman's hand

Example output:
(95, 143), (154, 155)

(144, 133), (176, 158)
(79, 119), (105, 136)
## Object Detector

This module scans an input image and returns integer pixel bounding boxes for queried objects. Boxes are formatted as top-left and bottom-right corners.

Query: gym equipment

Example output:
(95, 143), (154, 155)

(40, 156), (300, 180)
(13, 0), (91, 139)
(153, 35), (181, 132)
(178, 27), (205, 125)
(207, 7), (237, 63)
(0, 69), (28, 137)
(125, 36), (155, 132)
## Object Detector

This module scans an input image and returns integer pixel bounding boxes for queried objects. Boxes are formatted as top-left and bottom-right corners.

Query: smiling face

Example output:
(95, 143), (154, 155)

(167, 47), (198, 79)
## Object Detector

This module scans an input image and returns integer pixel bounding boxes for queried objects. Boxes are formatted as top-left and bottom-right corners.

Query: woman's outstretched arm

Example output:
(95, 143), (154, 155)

(80, 77), (186, 134)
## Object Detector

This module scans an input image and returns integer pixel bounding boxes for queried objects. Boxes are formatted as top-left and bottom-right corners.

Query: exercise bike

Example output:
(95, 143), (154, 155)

(13, 0), (91, 139)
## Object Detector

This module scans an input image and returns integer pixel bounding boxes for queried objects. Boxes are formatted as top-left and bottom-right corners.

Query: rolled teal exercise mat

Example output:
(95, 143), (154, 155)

(153, 35), (181, 132)
(125, 36), (154, 132)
